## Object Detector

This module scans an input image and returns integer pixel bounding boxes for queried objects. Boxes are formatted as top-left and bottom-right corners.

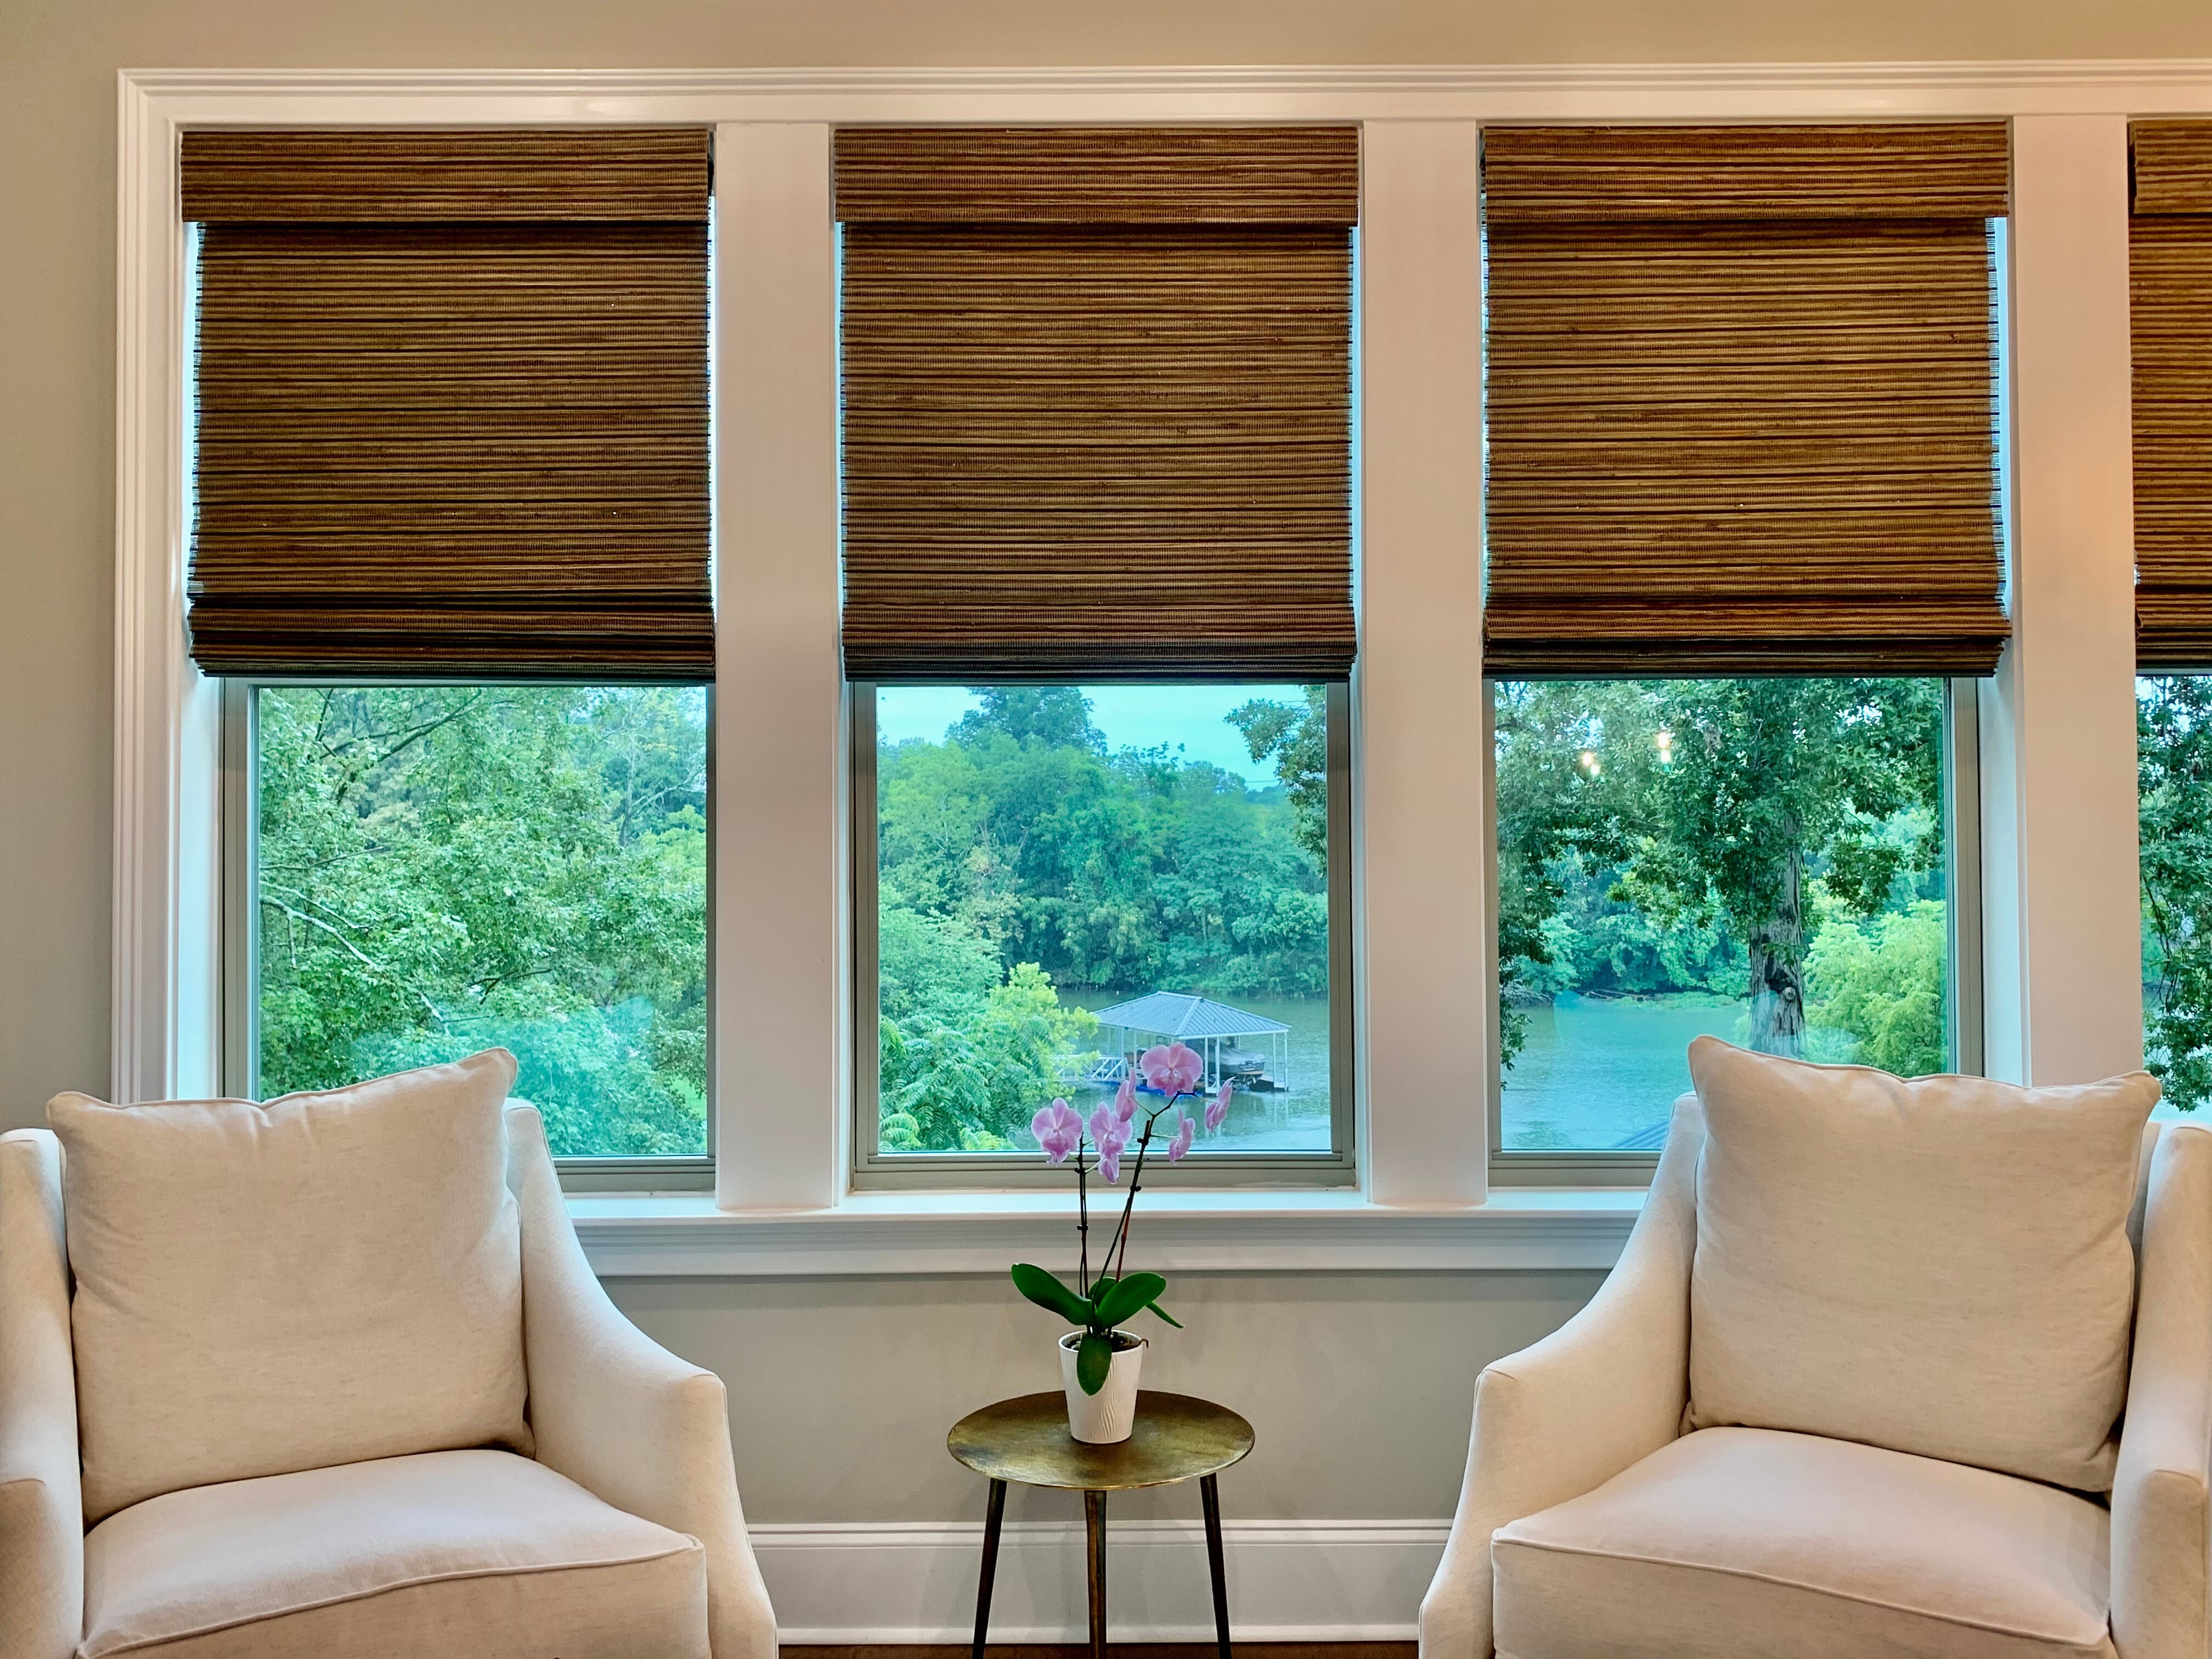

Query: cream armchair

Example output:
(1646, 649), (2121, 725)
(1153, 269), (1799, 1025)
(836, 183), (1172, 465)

(1421, 1090), (2212, 1659)
(0, 1099), (776, 1659)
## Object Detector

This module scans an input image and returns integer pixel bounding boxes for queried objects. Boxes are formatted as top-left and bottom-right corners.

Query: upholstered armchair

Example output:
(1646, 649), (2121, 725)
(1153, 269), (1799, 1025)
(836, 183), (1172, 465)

(0, 1052), (775, 1659)
(1421, 1040), (2212, 1659)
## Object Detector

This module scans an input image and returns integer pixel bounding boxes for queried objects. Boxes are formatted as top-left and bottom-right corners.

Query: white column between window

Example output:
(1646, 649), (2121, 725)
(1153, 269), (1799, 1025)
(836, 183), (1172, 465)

(712, 122), (848, 1208)
(1358, 121), (1492, 1205)
(1982, 115), (2145, 1086)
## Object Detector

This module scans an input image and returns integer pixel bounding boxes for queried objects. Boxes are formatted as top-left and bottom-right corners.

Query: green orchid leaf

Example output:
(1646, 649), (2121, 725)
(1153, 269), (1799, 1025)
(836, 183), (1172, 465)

(1092, 1270), (1167, 1328)
(1076, 1329), (1114, 1395)
(1011, 1262), (1092, 1324)
(1143, 1300), (1184, 1329)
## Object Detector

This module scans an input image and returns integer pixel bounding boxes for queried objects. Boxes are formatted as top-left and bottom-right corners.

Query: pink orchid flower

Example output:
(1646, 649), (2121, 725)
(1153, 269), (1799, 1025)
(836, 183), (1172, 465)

(1113, 1073), (1138, 1122)
(1205, 1079), (1233, 1131)
(1089, 1103), (1131, 1183)
(1165, 1112), (1195, 1163)
(1139, 1041), (1205, 1098)
(1089, 1103), (1130, 1152)
(1031, 1099), (1084, 1164)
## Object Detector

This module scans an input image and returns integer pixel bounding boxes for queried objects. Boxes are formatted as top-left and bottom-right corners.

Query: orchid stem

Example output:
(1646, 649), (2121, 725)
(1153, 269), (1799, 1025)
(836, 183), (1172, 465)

(1076, 1146), (1090, 1297)
(1100, 1096), (1177, 1290)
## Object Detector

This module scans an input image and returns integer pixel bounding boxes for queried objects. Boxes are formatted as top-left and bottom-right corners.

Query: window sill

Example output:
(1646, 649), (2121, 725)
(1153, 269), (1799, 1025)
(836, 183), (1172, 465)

(565, 1186), (1644, 1277)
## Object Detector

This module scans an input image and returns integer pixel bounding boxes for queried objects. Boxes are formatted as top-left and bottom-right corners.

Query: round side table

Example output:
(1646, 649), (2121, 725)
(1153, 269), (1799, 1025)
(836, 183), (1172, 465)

(947, 1390), (1255, 1659)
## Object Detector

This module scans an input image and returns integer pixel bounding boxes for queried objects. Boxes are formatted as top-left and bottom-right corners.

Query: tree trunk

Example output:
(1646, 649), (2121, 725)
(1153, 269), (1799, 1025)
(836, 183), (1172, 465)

(1747, 847), (1807, 1057)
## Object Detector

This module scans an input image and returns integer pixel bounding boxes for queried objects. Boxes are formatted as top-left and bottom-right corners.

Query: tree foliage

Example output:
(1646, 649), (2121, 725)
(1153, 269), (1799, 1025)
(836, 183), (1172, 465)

(1803, 898), (1948, 1077)
(1229, 686), (1329, 860)
(1624, 678), (1943, 1055)
(875, 687), (1329, 1149)
(255, 685), (708, 1155)
(1495, 676), (1949, 1071)
(2141, 675), (2212, 1110)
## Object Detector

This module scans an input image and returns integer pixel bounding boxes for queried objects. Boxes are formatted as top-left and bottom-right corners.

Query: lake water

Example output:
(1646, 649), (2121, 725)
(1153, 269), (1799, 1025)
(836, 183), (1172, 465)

(1502, 992), (1745, 1150)
(1057, 990), (1335, 1152)
(1055, 986), (2208, 1154)
(1052, 988), (1732, 1154)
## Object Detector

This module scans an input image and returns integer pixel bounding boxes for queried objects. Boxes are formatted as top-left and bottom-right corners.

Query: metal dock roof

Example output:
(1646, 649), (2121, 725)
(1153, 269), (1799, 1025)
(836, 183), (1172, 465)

(1086, 991), (1290, 1041)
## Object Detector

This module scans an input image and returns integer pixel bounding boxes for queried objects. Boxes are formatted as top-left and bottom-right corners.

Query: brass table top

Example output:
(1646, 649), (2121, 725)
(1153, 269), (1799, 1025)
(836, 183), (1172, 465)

(947, 1391), (1255, 1492)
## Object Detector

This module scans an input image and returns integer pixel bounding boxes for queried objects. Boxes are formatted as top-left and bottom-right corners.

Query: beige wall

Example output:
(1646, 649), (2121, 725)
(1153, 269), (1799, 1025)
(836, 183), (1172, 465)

(611, 1269), (1602, 1522)
(5, 0), (2208, 1528)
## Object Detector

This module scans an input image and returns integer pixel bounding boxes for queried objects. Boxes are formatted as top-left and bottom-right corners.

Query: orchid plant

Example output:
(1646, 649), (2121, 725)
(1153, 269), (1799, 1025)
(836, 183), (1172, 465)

(1010, 1040), (1234, 1395)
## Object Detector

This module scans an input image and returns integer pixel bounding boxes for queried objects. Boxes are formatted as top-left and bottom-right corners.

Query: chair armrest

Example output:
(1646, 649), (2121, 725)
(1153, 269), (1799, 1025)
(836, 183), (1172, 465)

(0, 1130), (82, 1659)
(506, 1108), (776, 1659)
(2112, 1122), (2212, 1659)
(1418, 1098), (1700, 1659)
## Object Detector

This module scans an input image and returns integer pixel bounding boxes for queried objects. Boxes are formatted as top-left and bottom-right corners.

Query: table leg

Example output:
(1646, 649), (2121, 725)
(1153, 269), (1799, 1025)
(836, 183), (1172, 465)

(1085, 1488), (1108, 1659)
(1200, 1474), (1231, 1659)
(972, 1478), (1006, 1659)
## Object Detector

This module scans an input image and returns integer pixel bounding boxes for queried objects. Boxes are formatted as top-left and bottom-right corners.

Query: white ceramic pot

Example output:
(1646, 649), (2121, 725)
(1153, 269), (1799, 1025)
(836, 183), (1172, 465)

(1059, 1329), (1146, 1443)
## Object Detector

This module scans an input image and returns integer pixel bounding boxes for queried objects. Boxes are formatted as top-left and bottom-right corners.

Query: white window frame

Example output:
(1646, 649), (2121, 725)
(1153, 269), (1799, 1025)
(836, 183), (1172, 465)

(115, 67), (2175, 1274)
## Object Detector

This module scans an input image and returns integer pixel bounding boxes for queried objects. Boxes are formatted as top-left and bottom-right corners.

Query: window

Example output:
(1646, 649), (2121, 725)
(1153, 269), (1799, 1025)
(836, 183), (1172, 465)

(187, 129), (715, 1178)
(2133, 127), (2212, 1126)
(1479, 124), (2005, 1178)
(835, 127), (1359, 1187)
(228, 685), (712, 1169)
(2139, 675), (2212, 1123)
(1491, 676), (1979, 1170)
(854, 683), (1351, 1182)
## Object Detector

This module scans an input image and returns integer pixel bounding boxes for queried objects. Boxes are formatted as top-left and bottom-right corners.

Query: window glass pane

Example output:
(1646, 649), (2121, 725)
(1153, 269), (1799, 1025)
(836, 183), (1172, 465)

(254, 686), (709, 1158)
(2140, 674), (2211, 1123)
(874, 684), (1335, 1156)
(1495, 678), (1951, 1152)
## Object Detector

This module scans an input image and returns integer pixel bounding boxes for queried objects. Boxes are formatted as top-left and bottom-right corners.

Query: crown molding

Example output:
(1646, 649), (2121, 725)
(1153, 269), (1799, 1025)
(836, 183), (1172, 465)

(117, 59), (2212, 125)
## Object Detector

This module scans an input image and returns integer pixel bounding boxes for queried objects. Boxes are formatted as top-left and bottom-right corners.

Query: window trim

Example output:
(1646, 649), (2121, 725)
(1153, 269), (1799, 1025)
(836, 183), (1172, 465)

(217, 678), (719, 1191)
(848, 680), (1359, 1189)
(1485, 675), (1988, 1187)
(115, 76), (2159, 1228)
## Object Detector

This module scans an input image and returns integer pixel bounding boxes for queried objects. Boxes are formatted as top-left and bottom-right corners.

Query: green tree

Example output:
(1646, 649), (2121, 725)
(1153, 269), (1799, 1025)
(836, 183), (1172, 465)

(877, 904), (1002, 1030)
(255, 686), (708, 1155)
(953, 686), (1105, 752)
(1803, 898), (1948, 1076)
(1229, 687), (1329, 858)
(2141, 675), (2212, 1109)
(879, 690), (1330, 1000)
(871, 685), (1329, 1147)
(1620, 678), (1943, 1056)
(876, 961), (1099, 1152)
(1491, 682), (1652, 1066)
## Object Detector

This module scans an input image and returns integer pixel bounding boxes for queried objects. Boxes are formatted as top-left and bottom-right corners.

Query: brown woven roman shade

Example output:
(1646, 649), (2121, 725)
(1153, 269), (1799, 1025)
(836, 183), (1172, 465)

(1483, 123), (2011, 679)
(836, 126), (1358, 681)
(2132, 121), (2212, 671)
(182, 129), (712, 680)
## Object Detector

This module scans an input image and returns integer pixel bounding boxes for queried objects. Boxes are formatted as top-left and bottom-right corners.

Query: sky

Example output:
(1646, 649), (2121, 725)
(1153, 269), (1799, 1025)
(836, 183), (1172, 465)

(873, 684), (1308, 786)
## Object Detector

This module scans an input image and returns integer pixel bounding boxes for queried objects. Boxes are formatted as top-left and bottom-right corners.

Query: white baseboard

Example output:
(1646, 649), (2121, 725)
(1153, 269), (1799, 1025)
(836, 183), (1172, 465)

(752, 1517), (1447, 1644)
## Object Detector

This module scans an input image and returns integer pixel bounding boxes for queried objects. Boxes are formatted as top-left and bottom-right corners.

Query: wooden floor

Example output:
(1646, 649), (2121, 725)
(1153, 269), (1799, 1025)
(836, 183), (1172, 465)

(787, 1646), (1415, 1659)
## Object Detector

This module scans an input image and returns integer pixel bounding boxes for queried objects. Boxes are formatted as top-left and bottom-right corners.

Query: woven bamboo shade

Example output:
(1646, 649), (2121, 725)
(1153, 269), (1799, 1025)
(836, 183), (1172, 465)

(182, 129), (712, 680)
(836, 127), (1358, 682)
(1483, 123), (2011, 680)
(2132, 121), (2212, 671)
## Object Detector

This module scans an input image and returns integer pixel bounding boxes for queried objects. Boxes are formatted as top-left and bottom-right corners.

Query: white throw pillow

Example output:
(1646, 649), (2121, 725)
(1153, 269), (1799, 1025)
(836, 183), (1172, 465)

(1685, 1036), (2157, 1491)
(50, 1049), (532, 1522)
